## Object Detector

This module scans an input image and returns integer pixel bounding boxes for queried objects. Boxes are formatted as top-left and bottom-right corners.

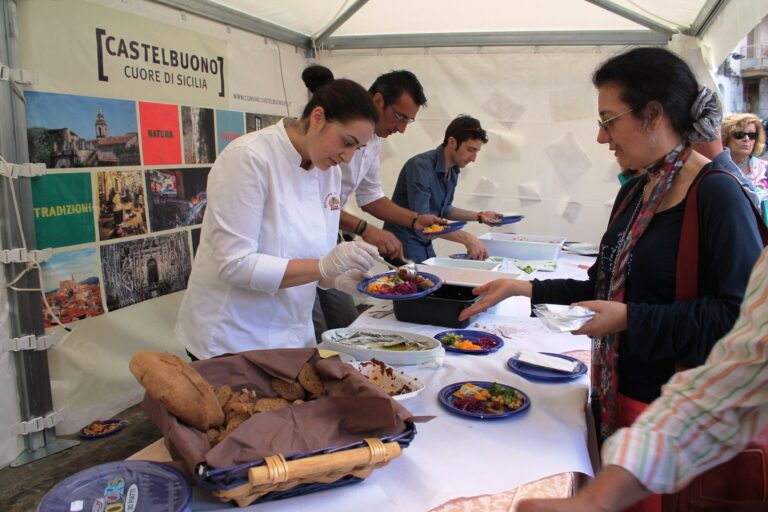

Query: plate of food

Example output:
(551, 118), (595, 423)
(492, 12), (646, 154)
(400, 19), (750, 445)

(420, 221), (466, 236)
(357, 270), (442, 300)
(319, 328), (443, 366)
(434, 330), (504, 354)
(78, 419), (126, 439)
(507, 352), (588, 382)
(486, 215), (525, 226)
(438, 381), (530, 419)
(350, 359), (425, 401)
(318, 349), (356, 363)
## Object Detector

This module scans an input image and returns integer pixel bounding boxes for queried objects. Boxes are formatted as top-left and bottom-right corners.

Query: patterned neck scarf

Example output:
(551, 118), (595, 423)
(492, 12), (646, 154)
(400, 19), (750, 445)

(592, 141), (691, 441)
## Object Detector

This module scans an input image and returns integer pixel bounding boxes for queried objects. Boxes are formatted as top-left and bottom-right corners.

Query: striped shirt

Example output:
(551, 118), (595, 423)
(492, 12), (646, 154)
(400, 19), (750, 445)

(602, 247), (768, 494)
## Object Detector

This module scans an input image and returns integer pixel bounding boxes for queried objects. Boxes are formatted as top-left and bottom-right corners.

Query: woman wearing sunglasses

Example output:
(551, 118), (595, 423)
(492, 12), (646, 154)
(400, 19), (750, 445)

(722, 112), (767, 189)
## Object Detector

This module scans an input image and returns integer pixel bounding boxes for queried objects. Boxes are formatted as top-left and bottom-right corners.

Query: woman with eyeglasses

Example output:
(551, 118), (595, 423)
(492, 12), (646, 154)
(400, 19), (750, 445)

(722, 112), (767, 189)
(176, 78), (380, 360)
(461, 47), (764, 510)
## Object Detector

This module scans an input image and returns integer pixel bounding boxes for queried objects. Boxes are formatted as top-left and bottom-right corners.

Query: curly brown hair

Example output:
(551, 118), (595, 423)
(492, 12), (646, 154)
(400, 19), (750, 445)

(721, 113), (766, 157)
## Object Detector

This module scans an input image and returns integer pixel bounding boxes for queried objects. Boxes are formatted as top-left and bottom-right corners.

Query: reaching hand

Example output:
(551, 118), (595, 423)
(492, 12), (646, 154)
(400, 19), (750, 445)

(413, 214), (446, 231)
(333, 269), (371, 296)
(361, 225), (403, 260)
(462, 233), (489, 260)
(318, 240), (378, 279)
(478, 210), (504, 224)
(458, 279), (532, 321)
(571, 300), (627, 338)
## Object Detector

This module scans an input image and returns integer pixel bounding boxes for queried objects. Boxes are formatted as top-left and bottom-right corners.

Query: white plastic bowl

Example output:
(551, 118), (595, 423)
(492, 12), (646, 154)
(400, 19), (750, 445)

(350, 360), (425, 401)
(319, 328), (444, 366)
(479, 232), (566, 261)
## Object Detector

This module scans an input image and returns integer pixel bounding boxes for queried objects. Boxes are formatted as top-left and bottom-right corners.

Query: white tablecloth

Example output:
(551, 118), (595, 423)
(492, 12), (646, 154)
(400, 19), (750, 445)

(187, 253), (597, 511)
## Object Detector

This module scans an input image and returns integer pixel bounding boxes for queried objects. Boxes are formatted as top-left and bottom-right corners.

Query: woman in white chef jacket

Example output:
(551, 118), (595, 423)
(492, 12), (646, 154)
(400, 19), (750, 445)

(176, 79), (380, 359)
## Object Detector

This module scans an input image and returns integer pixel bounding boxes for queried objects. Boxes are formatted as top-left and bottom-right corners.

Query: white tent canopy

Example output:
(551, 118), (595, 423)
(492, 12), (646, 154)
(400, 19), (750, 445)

(155, 0), (765, 64)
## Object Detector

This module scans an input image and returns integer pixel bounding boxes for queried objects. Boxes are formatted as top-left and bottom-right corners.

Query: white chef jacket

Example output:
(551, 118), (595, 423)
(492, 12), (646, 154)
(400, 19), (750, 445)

(176, 120), (341, 358)
(339, 134), (384, 208)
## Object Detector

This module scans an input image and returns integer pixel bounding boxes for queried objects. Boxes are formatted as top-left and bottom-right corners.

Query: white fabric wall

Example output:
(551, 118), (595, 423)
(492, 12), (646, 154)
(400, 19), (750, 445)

(323, 46), (625, 252)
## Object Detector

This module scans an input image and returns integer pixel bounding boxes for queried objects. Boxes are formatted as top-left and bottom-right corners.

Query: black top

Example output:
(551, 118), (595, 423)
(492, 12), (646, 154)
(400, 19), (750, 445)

(531, 163), (763, 403)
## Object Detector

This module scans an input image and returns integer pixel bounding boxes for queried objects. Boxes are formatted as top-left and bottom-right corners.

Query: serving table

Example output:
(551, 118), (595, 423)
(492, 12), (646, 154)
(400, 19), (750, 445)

(131, 252), (597, 511)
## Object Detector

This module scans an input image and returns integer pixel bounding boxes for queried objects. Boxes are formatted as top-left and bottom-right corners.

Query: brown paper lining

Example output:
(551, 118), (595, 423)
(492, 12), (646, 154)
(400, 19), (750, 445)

(141, 348), (423, 477)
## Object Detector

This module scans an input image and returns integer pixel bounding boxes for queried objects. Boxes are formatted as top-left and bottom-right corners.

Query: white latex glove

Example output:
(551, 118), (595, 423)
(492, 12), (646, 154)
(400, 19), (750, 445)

(333, 270), (372, 296)
(318, 240), (377, 280)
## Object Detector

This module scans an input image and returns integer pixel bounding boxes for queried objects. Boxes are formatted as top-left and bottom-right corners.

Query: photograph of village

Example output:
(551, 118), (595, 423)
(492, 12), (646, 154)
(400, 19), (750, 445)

(146, 167), (210, 232)
(26, 92), (140, 168)
(100, 232), (192, 311)
(41, 248), (104, 328)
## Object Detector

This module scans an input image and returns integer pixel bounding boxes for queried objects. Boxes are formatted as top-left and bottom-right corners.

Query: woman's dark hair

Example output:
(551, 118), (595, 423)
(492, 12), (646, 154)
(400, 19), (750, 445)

(592, 47), (699, 137)
(369, 70), (427, 108)
(301, 65), (334, 94)
(301, 78), (378, 126)
(442, 115), (488, 147)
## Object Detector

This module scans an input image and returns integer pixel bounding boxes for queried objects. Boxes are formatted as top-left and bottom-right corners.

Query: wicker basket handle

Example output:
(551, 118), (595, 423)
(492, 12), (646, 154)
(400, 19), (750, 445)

(248, 438), (402, 486)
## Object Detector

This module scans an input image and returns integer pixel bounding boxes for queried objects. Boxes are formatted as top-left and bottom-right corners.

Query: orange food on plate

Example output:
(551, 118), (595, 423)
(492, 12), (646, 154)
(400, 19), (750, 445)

(423, 223), (447, 233)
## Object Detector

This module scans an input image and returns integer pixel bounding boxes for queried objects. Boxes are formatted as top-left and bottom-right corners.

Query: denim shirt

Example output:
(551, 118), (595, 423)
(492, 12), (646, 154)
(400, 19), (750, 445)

(383, 145), (460, 262)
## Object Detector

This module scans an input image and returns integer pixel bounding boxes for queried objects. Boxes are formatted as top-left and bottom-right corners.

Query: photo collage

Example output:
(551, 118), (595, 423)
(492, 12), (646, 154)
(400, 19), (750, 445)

(25, 91), (281, 327)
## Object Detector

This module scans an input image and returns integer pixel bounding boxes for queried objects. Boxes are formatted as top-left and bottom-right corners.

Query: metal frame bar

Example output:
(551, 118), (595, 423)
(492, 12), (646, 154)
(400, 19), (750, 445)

(152, 0), (311, 48)
(687, 0), (730, 38)
(322, 30), (670, 50)
(0, 0), (78, 467)
(585, 0), (676, 37)
(313, 0), (369, 48)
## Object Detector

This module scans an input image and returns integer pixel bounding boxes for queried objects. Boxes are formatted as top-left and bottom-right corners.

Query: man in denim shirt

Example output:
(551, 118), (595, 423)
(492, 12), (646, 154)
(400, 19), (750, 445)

(384, 115), (502, 262)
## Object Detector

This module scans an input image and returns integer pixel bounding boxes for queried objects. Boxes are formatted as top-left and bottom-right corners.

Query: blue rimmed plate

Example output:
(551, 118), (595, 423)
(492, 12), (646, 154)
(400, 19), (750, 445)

(487, 215), (525, 226)
(420, 221), (467, 236)
(434, 329), (504, 355)
(357, 271), (443, 300)
(438, 381), (530, 420)
(507, 352), (588, 382)
(78, 419), (126, 439)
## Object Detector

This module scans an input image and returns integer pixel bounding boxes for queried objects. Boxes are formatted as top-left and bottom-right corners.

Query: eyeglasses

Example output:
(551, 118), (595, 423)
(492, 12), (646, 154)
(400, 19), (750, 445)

(597, 109), (634, 131)
(733, 131), (757, 141)
(390, 105), (415, 124)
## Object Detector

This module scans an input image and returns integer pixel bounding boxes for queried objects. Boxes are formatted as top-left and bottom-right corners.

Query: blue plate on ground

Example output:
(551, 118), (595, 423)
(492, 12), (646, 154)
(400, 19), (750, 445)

(357, 271), (443, 300)
(78, 419), (126, 439)
(38, 460), (192, 512)
(507, 352), (588, 382)
(420, 221), (467, 236)
(487, 215), (525, 226)
(434, 330), (504, 355)
(438, 381), (531, 420)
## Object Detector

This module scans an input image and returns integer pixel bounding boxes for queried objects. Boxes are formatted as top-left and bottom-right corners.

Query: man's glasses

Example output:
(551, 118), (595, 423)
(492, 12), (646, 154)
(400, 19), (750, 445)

(597, 109), (634, 131)
(733, 131), (757, 141)
(390, 105), (415, 124)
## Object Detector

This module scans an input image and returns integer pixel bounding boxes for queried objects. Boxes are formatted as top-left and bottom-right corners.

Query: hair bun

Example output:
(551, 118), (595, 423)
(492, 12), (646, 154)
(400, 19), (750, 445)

(302, 65), (334, 94)
(689, 86), (722, 142)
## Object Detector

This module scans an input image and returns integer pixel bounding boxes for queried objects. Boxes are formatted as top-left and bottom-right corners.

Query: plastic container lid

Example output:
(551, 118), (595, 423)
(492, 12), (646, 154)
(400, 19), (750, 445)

(38, 460), (192, 512)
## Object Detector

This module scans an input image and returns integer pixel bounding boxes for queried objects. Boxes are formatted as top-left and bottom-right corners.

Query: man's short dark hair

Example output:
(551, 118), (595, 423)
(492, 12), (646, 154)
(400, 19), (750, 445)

(368, 70), (427, 108)
(442, 115), (488, 147)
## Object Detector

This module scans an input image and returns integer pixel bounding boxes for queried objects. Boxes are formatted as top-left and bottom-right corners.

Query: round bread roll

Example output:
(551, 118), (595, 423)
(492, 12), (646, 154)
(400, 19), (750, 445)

(129, 351), (224, 431)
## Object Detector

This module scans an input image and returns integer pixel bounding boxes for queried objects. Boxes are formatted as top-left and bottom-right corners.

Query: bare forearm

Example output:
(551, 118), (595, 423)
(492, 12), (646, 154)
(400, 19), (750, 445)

(279, 259), (321, 288)
(362, 197), (415, 226)
(444, 206), (478, 222)
(339, 210), (360, 233)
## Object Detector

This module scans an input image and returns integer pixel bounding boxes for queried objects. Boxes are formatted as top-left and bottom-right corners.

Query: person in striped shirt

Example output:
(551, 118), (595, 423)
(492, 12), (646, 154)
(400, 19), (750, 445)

(517, 246), (768, 512)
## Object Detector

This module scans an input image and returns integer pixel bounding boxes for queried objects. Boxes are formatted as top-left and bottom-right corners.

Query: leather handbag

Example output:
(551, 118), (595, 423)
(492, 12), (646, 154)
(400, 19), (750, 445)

(663, 168), (768, 511)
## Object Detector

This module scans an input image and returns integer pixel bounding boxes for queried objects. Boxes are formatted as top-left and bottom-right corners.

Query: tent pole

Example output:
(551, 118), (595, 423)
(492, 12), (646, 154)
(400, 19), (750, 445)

(0, 0), (78, 467)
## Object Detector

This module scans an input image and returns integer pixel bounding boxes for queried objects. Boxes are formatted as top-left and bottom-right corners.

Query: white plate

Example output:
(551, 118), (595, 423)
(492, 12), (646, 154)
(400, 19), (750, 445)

(512, 259), (557, 273)
(350, 361), (425, 401)
(319, 328), (443, 366)
(563, 243), (599, 256)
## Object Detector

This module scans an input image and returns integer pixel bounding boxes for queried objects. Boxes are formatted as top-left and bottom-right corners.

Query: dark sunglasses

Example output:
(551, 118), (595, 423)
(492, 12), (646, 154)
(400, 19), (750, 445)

(733, 131), (757, 141)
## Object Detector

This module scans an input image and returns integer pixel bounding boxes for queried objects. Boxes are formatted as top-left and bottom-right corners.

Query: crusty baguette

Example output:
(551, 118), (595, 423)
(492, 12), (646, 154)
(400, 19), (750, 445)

(129, 351), (224, 431)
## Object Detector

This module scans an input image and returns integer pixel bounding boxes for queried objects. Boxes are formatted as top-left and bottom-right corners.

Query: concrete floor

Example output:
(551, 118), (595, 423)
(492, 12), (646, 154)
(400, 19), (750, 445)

(0, 404), (162, 511)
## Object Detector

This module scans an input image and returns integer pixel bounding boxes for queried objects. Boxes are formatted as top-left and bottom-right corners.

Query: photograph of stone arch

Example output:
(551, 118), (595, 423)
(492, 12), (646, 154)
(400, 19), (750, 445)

(181, 105), (216, 164)
(100, 232), (192, 311)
